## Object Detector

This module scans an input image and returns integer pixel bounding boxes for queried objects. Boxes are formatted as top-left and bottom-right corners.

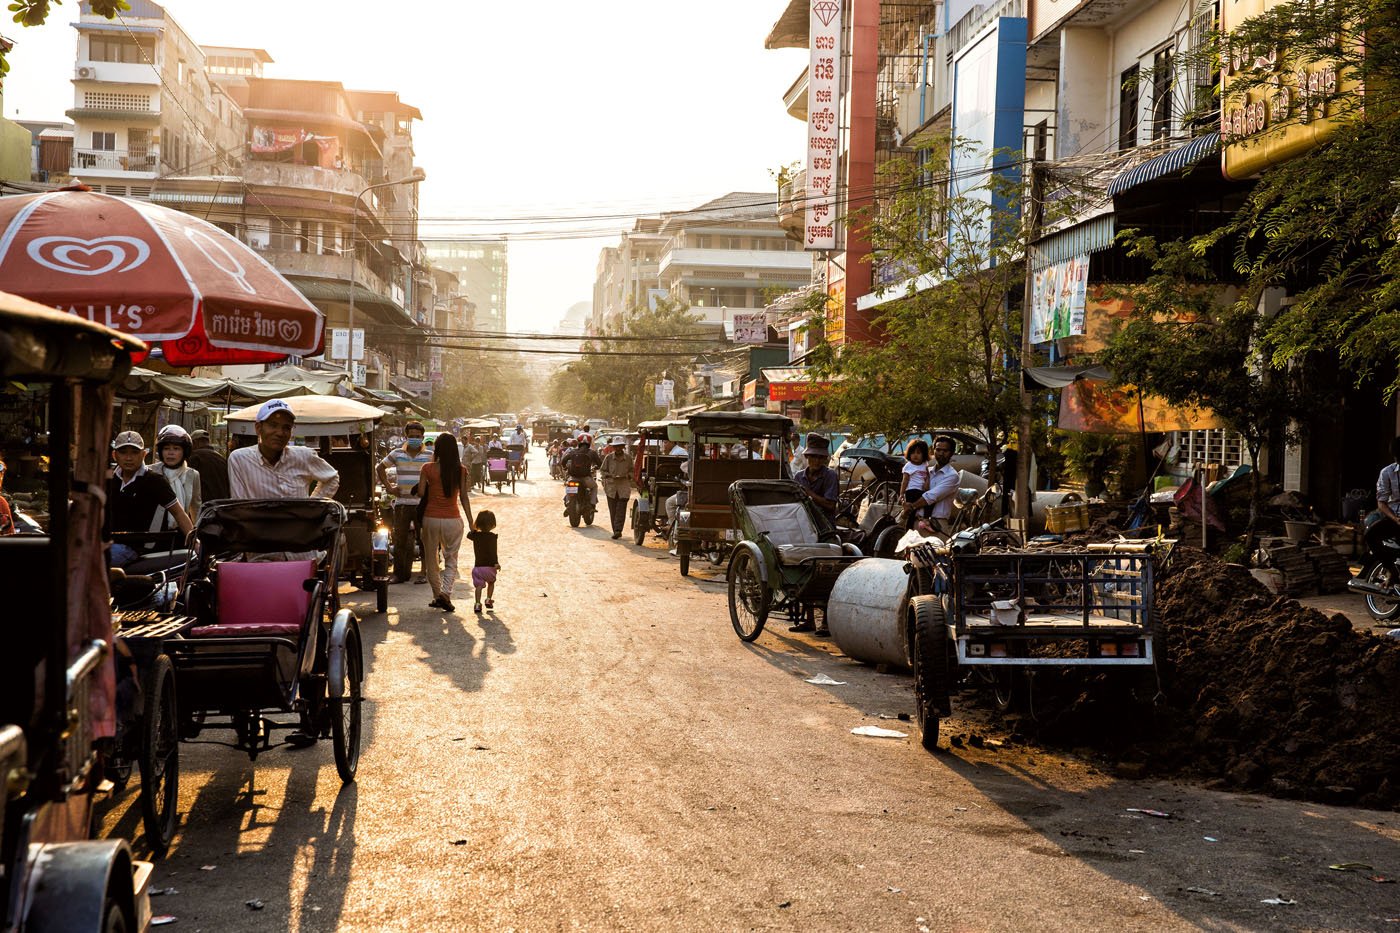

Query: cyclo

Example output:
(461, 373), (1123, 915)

(227, 395), (392, 614)
(628, 419), (689, 546)
(673, 412), (791, 577)
(0, 295), (154, 930)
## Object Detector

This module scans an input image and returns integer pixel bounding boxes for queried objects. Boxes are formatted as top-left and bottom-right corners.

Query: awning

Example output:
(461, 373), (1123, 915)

(287, 277), (412, 325)
(1107, 132), (1221, 197)
(117, 366), (348, 403)
(71, 21), (161, 34)
(1030, 215), (1116, 271)
(150, 191), (244, 206)
(1022, 364), (1112, 390)
(760, 367), (836, 402)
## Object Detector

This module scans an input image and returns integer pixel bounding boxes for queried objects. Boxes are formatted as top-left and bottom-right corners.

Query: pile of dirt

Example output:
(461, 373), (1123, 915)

(1000, 548), (1400, 809)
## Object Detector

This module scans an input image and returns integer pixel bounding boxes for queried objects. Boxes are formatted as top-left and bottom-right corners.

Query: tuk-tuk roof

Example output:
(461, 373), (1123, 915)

(226, 395), (385, 435)
(460, 417), (501, 430)
(0, 289), (145, 382)
(687, 410), (793, 437)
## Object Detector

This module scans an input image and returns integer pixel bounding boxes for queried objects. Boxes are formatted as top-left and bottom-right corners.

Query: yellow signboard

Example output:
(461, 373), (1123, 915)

(1220, 0), (1353, 180)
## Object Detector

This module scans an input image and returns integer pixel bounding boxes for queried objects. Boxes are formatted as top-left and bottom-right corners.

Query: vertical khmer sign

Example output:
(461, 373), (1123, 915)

(805, 0), (842, 251)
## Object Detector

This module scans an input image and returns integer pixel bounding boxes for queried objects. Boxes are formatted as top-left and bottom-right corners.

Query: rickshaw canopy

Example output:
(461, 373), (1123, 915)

(0, 289), (144, 382)
(687, 411), (793, 439)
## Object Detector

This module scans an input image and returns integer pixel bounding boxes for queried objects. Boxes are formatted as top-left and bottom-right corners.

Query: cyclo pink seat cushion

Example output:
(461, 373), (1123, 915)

(188, 559), (316, 638)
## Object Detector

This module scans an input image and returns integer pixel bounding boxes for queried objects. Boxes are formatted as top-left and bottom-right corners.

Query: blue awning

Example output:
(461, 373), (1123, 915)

(1107, 132), (1221, 197)
(1030, 214), (1116, 271)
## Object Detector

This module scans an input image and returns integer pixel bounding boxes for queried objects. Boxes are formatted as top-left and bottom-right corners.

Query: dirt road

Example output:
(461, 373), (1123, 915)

(99, 449), (1400, 930)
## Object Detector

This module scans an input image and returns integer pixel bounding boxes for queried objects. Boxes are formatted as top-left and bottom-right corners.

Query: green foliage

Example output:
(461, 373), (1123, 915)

(430, 349), (531, 421)
(1056, 431), (1129, 498)
(2, 0), (128, 81)
(552, 297), (704, 427)
(810, 140), (1053, 475)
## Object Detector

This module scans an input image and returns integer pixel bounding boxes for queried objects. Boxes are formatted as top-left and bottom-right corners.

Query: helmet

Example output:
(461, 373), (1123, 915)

(156, 424), (192, 459)
(578, 433), (592, 445)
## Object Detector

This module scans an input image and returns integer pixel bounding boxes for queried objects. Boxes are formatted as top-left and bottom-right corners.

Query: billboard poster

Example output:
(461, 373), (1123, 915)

(1029, 254), (1089, 344)
(805, 0), (842, 250)
(732, 312), (767, 344)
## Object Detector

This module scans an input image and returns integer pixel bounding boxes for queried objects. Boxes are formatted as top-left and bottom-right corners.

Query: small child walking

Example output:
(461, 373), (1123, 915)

(467, 511), (501, 614)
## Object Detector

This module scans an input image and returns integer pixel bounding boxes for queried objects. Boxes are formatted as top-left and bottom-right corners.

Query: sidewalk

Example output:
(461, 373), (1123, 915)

(1296, 589), (1391, 632)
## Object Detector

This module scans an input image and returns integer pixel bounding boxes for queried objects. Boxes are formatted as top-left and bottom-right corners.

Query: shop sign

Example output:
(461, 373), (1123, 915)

(805, 0), (843, 251)
(732, 312), (767, 344)
(768, 379), (833, 402)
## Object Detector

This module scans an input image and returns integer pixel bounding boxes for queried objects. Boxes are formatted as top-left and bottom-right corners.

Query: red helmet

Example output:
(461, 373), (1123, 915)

(578, 433), (592, 445)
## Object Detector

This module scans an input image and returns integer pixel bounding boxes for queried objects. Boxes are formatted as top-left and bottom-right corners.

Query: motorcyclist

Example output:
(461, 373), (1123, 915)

(561, 434), (601, 515)
(153, 424), (202, 530)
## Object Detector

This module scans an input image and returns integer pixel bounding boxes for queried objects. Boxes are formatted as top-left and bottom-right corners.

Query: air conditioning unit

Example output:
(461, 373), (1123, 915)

(76, 65), (96, 79)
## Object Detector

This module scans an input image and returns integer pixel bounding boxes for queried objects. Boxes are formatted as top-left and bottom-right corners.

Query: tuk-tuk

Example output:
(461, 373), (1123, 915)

(629, 420), (690, 546)
(673, 411), (792, 576)
(530, 417), (553, 447)
(228, 396), (392, 614)
(0, 294), (154, 930)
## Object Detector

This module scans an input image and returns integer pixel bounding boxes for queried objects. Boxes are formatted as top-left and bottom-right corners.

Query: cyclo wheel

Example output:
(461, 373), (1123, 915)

(727, 548), (771, 641)
(909, 596), (952, 752)
(376, 578), (389, 614)
(138, 653), (180, 854)
(631, 501), (647, 545)
(332, 622), (363, 784)
(678, 541), (691, 576)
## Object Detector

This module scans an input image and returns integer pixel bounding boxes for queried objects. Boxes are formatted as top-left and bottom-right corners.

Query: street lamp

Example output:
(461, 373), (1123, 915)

(346, 167), (426, 382)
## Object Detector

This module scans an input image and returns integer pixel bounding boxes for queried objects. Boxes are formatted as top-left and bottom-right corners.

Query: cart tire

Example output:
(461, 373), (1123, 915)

(138, 654), (179, 854)
(727, 548), (770, 641)
(678, 541), (691, 576)
(332, 622), (363, 784)
(873, 525), (903, 560)
(631, 502), (647, 545)
(910, 596), (952, 751)
(993, 668), (1027, 712)
(376, 579), (389, 614)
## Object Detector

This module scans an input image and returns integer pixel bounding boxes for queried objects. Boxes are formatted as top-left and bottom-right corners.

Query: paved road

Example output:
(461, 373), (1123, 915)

(99, 448), (1400, 931)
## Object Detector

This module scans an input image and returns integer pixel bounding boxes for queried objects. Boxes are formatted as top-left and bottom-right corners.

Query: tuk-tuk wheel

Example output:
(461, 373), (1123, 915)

(138, 654), (180, 854)
(677, 541), (691, 576)
(910, 595), (952, 752)
(376, 579), (389, 614)
(631, 502), (647, 546)
(332, 622), (363, 784)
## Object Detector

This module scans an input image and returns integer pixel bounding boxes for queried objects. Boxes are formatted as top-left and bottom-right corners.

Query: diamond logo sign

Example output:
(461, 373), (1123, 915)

(812, 0), (840, 27)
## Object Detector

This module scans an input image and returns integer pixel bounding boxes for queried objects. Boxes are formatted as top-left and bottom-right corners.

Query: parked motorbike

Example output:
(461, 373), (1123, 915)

(1347, 514), (1400, 622)
(564, 476), (596, 528)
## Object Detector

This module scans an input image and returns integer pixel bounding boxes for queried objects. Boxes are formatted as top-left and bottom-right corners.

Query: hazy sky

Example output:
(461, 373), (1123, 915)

(4, 1), (808, 332)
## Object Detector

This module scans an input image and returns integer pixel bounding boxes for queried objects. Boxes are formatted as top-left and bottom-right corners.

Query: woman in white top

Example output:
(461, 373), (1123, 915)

(154, 424), (202, 532)
(898, 439), (930, 528)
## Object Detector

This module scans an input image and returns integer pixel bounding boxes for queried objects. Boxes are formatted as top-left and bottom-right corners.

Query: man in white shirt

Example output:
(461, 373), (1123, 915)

(510, 425), (529, 447)
(228, 399), (340, 500)
(1366, 436), (1400, 565)
(907, 434), (960, 534)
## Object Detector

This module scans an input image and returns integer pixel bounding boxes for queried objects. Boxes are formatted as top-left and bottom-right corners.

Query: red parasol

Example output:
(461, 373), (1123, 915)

(0, 187), (324, 365)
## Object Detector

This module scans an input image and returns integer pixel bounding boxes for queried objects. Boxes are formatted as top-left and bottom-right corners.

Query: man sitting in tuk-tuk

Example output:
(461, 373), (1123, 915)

(106, 430), (194, 566)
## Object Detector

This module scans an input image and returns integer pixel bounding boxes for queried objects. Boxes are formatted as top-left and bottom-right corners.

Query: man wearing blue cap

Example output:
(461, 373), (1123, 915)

(227, 399), (340, 499)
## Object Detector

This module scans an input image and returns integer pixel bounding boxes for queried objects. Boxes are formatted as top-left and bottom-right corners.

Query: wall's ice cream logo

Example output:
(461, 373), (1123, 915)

(185, 227), (255, 294)
(27, 235), (150, 276)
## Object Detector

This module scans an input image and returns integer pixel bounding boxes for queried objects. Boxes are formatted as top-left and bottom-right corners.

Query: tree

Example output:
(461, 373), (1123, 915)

(560, 297), (708, 426)
(1192, 0), (1400, 392)
(2, 1), (129, 82)
(809, 140), (1052, 482)
(430, 348), (531, 420)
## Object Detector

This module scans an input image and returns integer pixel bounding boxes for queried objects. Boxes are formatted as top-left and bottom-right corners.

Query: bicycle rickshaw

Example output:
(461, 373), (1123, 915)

(674, 411), (791, 577)
(507, 443), (528, 482)
(227, 395), (392, 613)
(0, 295), (154, 929)
(629, 419), (689, 546)
(159, 498), (365, 779)
(726, 479), (863, 641)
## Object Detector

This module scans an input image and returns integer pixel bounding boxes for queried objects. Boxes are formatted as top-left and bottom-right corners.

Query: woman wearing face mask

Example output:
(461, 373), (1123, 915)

(154, 424), (202, 533)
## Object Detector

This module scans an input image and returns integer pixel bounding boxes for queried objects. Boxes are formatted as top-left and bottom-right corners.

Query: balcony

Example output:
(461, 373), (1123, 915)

(73, 61), (161, 86)
(71, 148), (158, 176)
(241, 160), (372, 200)
(777, 168), (806, 240)
(659, 247), (812, 277)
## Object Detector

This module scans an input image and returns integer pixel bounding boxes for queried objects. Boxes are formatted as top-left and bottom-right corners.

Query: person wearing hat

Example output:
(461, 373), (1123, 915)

(106, 430), (193, 567)
(794, 433), (839, 519)
(227, 399), (340, 500)
(187, 428), (230, 501)
(599, 436), (633, 539)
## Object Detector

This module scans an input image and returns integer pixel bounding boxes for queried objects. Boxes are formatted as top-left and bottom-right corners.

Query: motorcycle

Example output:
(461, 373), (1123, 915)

(1347, 514), (1400, 622)
(565, 476), (596, 528)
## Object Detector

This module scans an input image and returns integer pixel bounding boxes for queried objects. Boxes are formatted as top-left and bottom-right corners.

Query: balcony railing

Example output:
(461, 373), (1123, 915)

(72, 148), (157, 172)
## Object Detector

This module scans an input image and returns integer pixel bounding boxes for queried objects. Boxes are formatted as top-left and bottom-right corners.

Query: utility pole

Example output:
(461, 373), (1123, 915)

(1015, 160), (1045, 523)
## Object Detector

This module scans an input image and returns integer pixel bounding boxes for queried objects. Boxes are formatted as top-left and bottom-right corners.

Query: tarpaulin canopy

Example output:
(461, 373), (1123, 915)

(1059, 379), (1223, 433)
(1023, 364), (1113, 390)
(117, 366), (349, 403)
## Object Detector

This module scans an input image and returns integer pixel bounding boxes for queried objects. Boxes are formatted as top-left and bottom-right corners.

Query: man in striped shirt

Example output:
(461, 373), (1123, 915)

(377, 420), (432, 582)
(228, 399), (340, 500)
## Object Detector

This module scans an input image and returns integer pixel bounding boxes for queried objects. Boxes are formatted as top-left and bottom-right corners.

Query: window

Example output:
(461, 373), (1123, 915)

(1152, 48), (1174, 139)
(721, 236), (744, 250)
(270, 217), (297, 252)
(691, 286), (720, 307)
(91, 131), (116, 151)
(1118, 64), (1140, 150)
(693, 234), (711, 249)
(89, 35), (154, 63)
(1033, 120), (1048, 161)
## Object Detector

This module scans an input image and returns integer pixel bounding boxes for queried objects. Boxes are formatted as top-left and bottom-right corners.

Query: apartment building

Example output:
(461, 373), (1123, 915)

(654, 192), (811, 332)
(591, 217), (666, 333)
(424, 240), (509, 333)
(67, 0), (243, 199)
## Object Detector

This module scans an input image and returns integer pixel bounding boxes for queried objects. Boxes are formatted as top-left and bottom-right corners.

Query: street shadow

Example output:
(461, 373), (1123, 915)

(404, 605), (516, 696)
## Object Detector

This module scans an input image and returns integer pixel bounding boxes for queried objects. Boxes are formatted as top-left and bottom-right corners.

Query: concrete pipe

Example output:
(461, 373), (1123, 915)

(825, 558), (914, 668)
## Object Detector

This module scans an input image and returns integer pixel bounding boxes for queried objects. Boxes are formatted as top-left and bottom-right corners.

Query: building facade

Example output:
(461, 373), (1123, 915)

(591, 217), (666, 334)
(424, 240), (509, 333)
